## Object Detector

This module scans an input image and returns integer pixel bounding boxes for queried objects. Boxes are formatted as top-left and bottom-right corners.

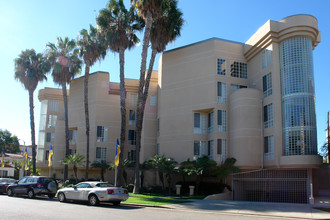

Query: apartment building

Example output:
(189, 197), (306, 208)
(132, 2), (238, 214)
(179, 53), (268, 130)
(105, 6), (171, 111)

(37, 14), (322, 203)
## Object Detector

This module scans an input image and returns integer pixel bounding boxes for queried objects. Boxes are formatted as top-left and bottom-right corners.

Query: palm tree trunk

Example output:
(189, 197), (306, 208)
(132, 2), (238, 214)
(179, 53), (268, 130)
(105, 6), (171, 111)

(118, 47), (126, 187)
(133, 10), (153, 195)
(74, 166), (78, 183)
(28, 90), (36, 175)
(84, 64), (90, 180)
(62, 83), (69, 181)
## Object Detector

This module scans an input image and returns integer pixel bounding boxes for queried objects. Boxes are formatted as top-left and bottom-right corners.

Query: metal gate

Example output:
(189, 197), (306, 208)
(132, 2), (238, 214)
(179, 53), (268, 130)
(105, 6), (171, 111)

(232, 169), (309, 203)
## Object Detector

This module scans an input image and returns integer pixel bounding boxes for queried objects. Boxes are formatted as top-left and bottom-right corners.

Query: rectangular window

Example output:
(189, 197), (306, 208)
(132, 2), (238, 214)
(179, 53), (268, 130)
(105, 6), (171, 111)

(262, 47), (272, 69)
(230, 61), (248, 79)
(130, 93), (138, 106)
(217, 58), (226, 75)
(217, 139), (227, 162)
(69, 149), (76, 156)
(47, 115), (57, 129)
(194, 113), (207, 134)
(194, 141), (200, 156)
(264, 136), (274, 160)
(128, 130), (136, 145)
(193, 141), (207, 157)
(45, 150), (49, 161)
(96, 147), (107, 161)
(129, 110), (136, 125)
(48, 100), (59, 112)
(69, 129), (77, 145)
(231, 84), (247, 94)
(157, 118), (160, 136)
(208, 111), (214, 133)
(208, 140), (214, 160)
(263, 72), (272, 98)
(217, 110), (227, 132)
(96, 126), (108, 142)
(127, 150), (136, 162)
(157, 144), (160, 155)
(46, 132), (54, 144)
(150, 95), (157, 106)
(264, 103), (274, 128)
(217, 82), (227, 103)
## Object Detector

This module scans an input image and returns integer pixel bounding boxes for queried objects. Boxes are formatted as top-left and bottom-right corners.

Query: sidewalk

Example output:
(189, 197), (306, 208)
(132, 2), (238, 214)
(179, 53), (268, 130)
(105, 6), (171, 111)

(164, 200), (330, 219)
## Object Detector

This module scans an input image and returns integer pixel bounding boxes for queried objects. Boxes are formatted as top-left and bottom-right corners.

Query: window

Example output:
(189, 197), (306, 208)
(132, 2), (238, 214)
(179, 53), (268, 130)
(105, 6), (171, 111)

(69, 129), (77, 145)
(69, 149), (76, 156)
(230, 61), (247, 79)
(150, 95), (157, 106)
(217, 139), (227, 162)
(208, 111), (214, 133)
(127, 150), (136, 162)
(217, 82), (227, 103)
(217, 58), (226, 75)
(130, 93), (138, 106)
(208, 140), (214, 160)
(194, 113), (207, 134)
(96, 126), (108, 142)
(157, 118), (160, 136)
(48, 100), (59, 112)
(128, 130), (136, 145)
(262, 47), (272, 69)
(129, 110), (136, 125)
(45, 150), (49, 162)
(263, 73), (272, 98)
(231, 84), (247, 94)
(156, 144), (160, 155)
(264, 103), (274, 128)
(264, 136), (274, 160)
(47, 115), (57, 128)
(217, 110), (227, 132)
(46, 132), (54, 144)
(193, 141), (207, 157)
(96, 147), (107, 161)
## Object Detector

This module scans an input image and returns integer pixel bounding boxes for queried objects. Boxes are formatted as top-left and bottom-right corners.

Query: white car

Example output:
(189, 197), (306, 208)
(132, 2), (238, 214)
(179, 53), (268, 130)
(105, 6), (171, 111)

(57, 181), (129, 206)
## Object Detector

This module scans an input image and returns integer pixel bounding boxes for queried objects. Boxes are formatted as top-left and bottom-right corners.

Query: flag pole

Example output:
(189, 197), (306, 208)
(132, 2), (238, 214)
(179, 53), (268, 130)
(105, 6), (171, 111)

(115, 166), (117, 187)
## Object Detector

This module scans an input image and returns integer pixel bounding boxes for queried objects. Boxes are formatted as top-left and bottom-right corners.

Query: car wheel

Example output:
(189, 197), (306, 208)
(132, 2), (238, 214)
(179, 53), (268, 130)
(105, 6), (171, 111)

(113, 201), (121, 206)
(7, 188), (14, 197)
(48, 194), (55, 199)
(88, 194), (99, 206)
(27, 190), (35, 199)
(58, 193), (66, 202)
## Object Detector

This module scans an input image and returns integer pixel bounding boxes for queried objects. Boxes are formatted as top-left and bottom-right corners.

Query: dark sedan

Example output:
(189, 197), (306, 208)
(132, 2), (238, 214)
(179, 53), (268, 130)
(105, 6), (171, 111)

(0, 178), (16, 194)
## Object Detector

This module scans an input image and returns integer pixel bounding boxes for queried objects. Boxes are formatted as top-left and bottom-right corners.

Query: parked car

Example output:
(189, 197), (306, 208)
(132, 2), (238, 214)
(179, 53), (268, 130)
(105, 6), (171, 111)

(0, 178), (16, 194)
(57, 181), (129, 206)
(6, 176), (58, 199)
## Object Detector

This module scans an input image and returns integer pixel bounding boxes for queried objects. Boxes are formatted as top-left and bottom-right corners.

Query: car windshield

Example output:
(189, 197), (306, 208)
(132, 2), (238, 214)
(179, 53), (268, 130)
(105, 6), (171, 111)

(95, 183), (113, 187)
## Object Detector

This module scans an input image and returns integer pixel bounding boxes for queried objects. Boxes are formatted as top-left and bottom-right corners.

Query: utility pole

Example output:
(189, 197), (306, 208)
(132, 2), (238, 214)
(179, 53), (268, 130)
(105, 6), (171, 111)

(327, 112), (330, 163)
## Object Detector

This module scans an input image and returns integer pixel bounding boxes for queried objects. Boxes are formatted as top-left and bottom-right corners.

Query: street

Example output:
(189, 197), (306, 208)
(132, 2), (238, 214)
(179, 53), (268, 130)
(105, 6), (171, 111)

(1, 195), (327, 220)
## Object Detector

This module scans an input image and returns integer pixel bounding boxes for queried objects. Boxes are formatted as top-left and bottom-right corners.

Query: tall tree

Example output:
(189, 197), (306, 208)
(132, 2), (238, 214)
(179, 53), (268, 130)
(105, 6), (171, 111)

(14, 49), (50, 174)
(46, 37), (82, 180)
(63, 153), (85, 183)
(77, 25), (107, 180)
(131, 0), (182, 193)
(97, 0), (143, 186)
(0, 130), (20, 154)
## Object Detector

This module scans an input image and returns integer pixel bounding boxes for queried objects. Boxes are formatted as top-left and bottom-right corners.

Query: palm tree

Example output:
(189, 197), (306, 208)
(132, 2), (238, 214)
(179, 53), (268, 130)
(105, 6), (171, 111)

(46, 37), (82, 180)
(77, 25), (107, 180)
(91, 160), (109, 181)
(97, 0), (143, 186)
(131, 0), (182, 193)
(63, 153), (85, 183)
(14, 49), (50, 175)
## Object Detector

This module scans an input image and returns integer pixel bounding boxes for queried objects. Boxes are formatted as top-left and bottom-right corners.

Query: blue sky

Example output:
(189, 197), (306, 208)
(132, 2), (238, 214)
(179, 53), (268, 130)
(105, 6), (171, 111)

(0, 0), (329, 152)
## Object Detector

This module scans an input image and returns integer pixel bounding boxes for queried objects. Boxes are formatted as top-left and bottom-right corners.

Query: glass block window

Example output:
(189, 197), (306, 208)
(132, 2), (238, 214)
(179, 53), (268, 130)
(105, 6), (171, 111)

(129, 110), (136, 125)
(130, 93), (138, 106)
(48, 100), (58, 112)
(96, 126), (108, 142)
(194, 113), (207, 134)
(264, 103), (274, 128)
(262, 47), (272, 69)
(150, 95), (157, 106)
(128, 130), (136, 145)
(217, 82), (227, 103)
(47, 115), (57, 129)
(96, 147), (107, 161)
(231, 84), (247, 94)
(217, 110), (227, 132)
(284, 129), (317, 156)
(208, 111), (214, 133)
(230, 61), (248, 79)
(208, 140), (214, 160)
(264, 135), (274, 160)
(217, 139), (227, 163)
(263, 73), (272, 98)
(217, 58), (226, 75)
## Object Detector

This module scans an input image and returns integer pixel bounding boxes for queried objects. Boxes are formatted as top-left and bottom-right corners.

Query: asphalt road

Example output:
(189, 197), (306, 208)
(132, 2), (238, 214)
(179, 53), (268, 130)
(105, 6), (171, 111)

(0, 195), (324, 220)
